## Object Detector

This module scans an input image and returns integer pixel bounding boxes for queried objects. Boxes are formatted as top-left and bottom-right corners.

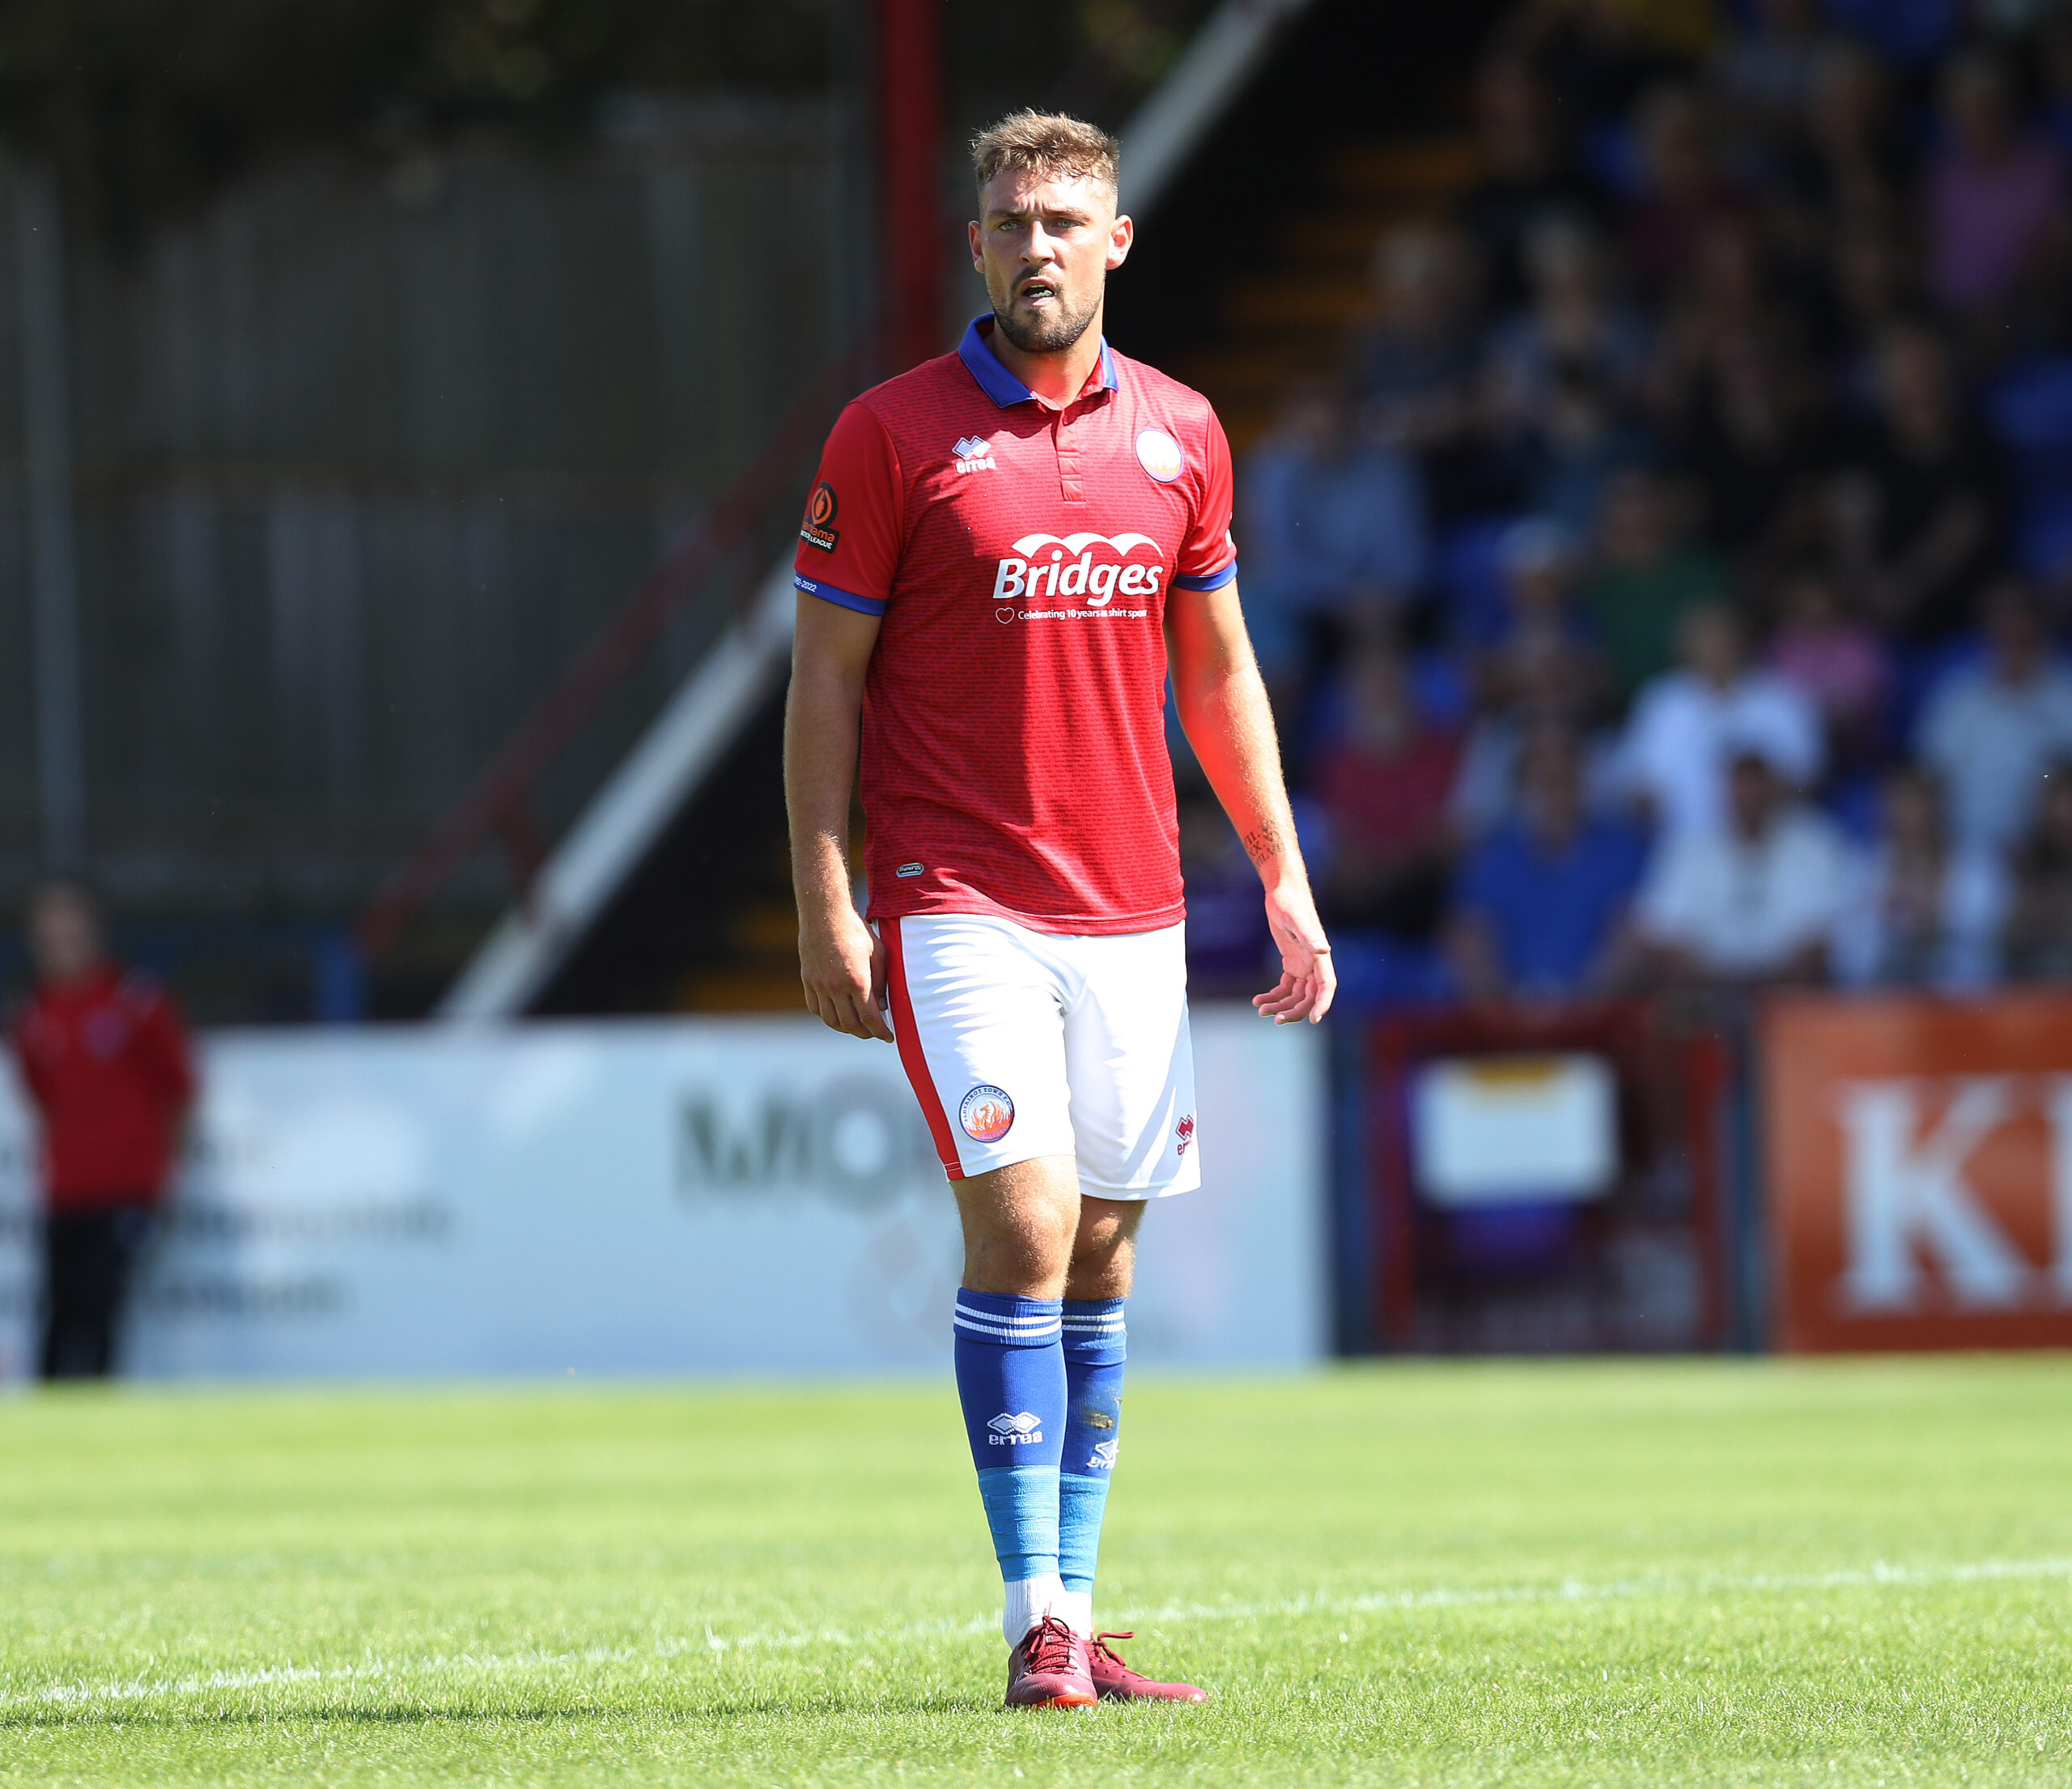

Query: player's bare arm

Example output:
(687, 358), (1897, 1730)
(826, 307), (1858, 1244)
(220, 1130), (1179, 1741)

(783, 594), (894, 1042)
(1166, 584), (1336, 1025)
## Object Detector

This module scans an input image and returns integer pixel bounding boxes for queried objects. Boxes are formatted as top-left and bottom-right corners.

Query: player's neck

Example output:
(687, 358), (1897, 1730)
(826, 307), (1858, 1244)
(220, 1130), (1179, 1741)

(984, 311), (1106, 410)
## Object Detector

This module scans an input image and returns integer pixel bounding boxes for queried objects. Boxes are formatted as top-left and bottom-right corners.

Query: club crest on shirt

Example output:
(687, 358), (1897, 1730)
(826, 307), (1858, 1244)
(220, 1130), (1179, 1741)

(1135, 427), (1185, 483)
(960, 1084), (1015, 1143)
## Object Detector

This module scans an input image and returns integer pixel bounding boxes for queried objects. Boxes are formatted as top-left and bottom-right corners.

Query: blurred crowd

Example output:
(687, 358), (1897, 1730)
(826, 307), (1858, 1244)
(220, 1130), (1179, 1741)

(1182, 0), (2072, 1009)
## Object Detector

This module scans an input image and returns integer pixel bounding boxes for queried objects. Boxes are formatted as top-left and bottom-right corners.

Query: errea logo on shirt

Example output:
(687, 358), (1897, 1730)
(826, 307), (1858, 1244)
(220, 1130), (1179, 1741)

(952, 436), (997, 474)
(992, 532), (1164, 606)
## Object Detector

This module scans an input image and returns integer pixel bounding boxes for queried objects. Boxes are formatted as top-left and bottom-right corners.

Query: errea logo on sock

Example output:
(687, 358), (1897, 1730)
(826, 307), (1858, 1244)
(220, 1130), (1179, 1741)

(987, 1411), (1044, 1446)
(1090, 1438), (1119, 1470)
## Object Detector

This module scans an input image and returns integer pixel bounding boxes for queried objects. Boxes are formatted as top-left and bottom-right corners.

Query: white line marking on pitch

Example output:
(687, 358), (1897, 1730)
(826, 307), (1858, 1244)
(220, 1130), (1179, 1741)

(8, 1555), (2071, 1711)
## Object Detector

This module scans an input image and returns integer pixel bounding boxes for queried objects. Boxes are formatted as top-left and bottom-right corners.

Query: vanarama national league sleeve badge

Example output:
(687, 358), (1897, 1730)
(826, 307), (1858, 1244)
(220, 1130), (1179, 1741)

(800, 481), (841, 551)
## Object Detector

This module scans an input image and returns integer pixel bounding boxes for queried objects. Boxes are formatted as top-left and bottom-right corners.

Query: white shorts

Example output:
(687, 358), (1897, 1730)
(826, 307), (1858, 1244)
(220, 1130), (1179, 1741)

(881, 913), (1199, 1200)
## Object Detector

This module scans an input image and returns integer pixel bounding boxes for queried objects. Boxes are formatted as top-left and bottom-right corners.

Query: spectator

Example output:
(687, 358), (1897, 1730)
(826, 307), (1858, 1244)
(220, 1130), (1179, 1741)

(6, 878), (195, 1380)
(2044, 13), (2072, 164)
(1355, 224), (1492, 522)
(1669, 325), (1833, 572)
(1238, 378), (1429, 686)
(1314, 632), (1463, 940)
(1503, 0), (1714, 135)
(1618, 601), (1823, 837)
(1485, 213), (1653, 448)
(1821, 220), (1916, 395)
(1820, 0), (1959, 72)
(1710, 0), (1828, 155)
(1622, 84), (1743, 299)
(1633, 746), (1851, 983)
(1774, 40), (1913, 242)
(1356, 223), (1483, 448)
(2002, 759), (2072, 980)
(1923, 50), (2066, 333)
(1458, 56), (1609, 308)
(1917, 581), (2072, 852)
(1833, 767), (2005, 988)
(1582, 465), (1730, 699)
(1649, 215), (1773, 410)
(1828, 322), (2003, 643)
(1463, 513), (1594, 656)
(1178, 797), (1274, 998)
(1454, 618), (1620, 836)
(1446, 725), (1648, 1000)
(1764, 565), (1890, 769)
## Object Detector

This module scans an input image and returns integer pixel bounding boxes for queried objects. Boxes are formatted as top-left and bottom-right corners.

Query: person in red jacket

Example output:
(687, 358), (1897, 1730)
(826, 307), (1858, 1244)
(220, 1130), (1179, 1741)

(7, 878), (195, 1379)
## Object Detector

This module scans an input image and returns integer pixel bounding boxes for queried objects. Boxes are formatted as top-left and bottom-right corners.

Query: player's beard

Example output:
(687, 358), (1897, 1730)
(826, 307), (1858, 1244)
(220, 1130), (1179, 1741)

(992, 283), (1101, 355)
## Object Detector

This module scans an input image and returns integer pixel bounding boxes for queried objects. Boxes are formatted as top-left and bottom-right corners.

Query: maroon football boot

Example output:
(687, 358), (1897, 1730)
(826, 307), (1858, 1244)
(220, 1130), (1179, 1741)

(1002, 1614), (1098, 1709)
(1086, 1631), (1207, 1702)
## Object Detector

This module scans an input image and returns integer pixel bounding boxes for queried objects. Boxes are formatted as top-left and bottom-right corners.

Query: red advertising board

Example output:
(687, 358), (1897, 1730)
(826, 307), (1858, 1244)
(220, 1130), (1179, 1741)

(1764, 994), (2072, 1352)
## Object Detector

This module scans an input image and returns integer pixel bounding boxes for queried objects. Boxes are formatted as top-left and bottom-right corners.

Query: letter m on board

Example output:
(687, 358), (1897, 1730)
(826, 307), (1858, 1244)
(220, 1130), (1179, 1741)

(1835, 1077), (2031, 1312)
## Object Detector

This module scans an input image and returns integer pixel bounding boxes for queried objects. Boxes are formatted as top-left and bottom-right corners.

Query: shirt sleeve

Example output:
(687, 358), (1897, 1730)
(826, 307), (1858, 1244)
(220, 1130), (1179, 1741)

(4, 1012), (46, 1115)
(1172, 407), (1239, 593)
(130, 986), (197, 1111)
(1634, 834), (1704, 944)
(792, 400), (904, 617)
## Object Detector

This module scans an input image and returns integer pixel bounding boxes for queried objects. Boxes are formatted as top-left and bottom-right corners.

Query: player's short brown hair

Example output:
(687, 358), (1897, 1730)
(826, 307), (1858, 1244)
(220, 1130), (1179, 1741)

(970, 110), (1119, 201)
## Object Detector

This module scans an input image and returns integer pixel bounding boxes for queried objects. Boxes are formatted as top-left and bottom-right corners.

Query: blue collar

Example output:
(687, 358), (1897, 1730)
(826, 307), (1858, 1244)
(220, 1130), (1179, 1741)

(957, 314), (1119, 409)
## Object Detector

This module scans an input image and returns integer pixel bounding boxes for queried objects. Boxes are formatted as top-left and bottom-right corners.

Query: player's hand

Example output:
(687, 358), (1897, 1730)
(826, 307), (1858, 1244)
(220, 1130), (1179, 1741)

(1255, 880), (1335, 1026)
(799, 905), (894, 1042)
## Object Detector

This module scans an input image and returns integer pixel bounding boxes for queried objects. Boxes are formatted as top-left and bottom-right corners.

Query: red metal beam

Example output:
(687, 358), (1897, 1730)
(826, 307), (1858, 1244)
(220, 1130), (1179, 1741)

(877, 0), (945, 372)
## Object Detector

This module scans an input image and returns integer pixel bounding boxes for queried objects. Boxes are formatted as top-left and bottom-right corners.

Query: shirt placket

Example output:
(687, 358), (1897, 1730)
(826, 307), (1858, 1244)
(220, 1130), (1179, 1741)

(1052, 400), (1085, 505)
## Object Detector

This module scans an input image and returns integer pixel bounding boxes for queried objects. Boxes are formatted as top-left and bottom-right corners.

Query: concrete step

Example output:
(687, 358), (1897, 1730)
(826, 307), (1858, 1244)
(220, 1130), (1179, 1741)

(1331, 137), (1480, 198)
(677, 967), (805, 1012)
(728, 899), (800, 958)
(1222, 271), (1372, 332)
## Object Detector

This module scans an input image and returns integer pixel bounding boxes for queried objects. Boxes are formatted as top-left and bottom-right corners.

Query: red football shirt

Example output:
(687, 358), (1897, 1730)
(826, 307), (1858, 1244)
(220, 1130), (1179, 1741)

(794, 317), (1238, 934)
(8, 963), (196, 1209)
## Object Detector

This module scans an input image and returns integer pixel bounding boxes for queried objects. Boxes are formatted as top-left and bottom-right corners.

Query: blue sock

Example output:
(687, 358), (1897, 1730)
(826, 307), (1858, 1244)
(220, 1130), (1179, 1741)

(1058, 1298), (1127, 1596)
(953, 1290), (1065, 1587)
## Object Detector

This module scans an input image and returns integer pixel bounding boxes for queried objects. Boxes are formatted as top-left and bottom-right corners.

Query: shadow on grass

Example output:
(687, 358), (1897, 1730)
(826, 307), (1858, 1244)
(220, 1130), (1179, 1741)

(1, 1690), (1027, 1728)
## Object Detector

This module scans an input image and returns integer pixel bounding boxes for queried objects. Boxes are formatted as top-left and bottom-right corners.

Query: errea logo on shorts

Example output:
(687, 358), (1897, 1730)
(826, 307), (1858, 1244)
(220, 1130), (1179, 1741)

(987, 1411), (1043, 1446)
(991, 532), (1164, 607)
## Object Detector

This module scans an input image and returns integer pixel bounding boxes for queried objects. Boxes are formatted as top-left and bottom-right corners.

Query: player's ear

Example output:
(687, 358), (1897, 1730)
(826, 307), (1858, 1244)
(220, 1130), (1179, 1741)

(968, 217), (984, 270)
(1106, 212), (1133, 271)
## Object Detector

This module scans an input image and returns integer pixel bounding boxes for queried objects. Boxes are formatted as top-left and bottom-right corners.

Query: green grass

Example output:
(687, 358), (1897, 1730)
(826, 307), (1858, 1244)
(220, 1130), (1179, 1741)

(2, 1360), (2070, 1787)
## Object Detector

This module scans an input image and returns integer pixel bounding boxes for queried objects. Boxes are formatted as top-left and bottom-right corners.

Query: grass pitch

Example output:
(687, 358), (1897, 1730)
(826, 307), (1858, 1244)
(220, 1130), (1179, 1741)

(2, 1360), (2070, 1787)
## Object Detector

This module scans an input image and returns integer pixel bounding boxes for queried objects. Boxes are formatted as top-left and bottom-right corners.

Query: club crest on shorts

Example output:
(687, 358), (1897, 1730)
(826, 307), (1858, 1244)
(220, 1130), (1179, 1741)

(1135, 427), (1185, 483)
(960, 1084), (1015, 1143)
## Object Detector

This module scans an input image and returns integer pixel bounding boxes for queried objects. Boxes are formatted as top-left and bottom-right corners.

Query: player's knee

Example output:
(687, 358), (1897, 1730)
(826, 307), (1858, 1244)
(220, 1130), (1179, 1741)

(961, 1230), (1072, 1297)
(1063, 1248), (1133, 1302)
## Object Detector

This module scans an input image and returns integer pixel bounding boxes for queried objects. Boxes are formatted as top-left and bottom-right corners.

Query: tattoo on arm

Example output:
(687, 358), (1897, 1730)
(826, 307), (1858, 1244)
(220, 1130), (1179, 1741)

(1242, 820), (1287, 866)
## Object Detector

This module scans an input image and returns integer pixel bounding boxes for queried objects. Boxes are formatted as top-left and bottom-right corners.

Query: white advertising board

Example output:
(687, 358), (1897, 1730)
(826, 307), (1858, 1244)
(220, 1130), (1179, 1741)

(0, 1009), (1324, 1380)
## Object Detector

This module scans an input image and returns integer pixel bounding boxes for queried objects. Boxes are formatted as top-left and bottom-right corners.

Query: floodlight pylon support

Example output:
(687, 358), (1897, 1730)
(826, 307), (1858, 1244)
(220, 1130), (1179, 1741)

(876, 0), (944, 373)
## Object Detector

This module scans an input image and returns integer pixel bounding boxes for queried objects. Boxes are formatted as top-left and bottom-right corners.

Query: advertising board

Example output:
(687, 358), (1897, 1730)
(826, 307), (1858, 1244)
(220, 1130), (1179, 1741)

(0, 1009), (1324, 1380)
(1764, 994), (2072, 1352)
